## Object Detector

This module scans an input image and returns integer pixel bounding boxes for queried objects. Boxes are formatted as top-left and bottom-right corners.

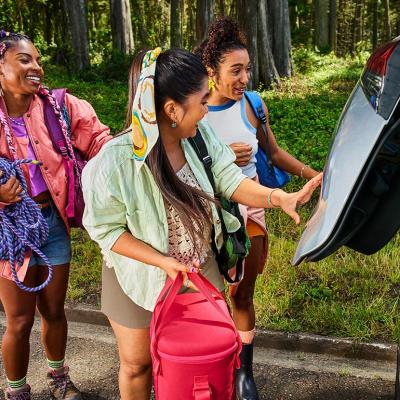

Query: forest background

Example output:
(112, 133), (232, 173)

(1, 0), (400, 342)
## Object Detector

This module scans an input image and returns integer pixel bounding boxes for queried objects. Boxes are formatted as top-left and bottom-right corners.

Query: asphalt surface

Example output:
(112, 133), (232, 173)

(0, 315), (396, 399)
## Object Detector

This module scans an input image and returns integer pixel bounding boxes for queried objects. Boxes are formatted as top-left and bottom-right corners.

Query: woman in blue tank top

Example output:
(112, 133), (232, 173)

(195, 17), (319, 400)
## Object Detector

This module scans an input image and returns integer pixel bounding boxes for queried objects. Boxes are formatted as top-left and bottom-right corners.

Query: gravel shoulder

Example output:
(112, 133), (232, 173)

(0, 314), (397, 399)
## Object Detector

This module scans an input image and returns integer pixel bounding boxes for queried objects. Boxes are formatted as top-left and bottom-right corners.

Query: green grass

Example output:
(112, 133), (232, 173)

(54, 51), (400, 341)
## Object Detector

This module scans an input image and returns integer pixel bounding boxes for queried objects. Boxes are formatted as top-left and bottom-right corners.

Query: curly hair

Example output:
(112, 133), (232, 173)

(194, 17), (247, 71)
(0, 30), (31, 59)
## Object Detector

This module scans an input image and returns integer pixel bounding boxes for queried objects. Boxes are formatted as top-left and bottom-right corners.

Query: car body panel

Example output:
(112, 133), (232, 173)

(293, 39), (400, 265)
(292, 85), (387, 265)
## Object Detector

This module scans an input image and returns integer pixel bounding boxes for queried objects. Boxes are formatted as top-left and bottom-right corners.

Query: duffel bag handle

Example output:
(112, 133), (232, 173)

(151, 273), (184, 342)
(153, 272), (226, 334)
(188, 272), (238, 330)
(151, 274), (183, 374)
(193, 375), (211, 400)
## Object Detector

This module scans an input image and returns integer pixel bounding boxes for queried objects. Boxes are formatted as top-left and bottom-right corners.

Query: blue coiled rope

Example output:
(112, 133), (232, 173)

(0, 157), (53, 292)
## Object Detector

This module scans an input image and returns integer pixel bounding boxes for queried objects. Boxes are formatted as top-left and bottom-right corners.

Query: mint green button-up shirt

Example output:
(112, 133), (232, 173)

(82, 120), (246, 311)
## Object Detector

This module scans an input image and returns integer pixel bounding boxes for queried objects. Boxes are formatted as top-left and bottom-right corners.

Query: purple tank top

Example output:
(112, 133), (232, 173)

(10, 117), (48, 197)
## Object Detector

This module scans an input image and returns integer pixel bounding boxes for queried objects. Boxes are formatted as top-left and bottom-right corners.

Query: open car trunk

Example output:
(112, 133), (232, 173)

(293, 37), (400, 266)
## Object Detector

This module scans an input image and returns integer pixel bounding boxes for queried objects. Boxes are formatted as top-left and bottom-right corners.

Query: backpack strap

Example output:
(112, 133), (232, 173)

(188, 130), (244, 284)
(42, 89), (77, 220)
(52, 88), (67, 110)
(43, 88), (68, 157)
(188, 130), (216, 193)
(244, 91), (274, 166)
(244, 91), (267, 124)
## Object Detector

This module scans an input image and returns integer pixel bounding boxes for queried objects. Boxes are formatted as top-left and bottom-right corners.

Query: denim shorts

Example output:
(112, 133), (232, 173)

(28, 202), (72, 267)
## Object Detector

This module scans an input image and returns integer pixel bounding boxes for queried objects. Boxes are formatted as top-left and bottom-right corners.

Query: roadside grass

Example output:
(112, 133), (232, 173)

(258, 202), (400, 341)
(52, 51), (400, 341)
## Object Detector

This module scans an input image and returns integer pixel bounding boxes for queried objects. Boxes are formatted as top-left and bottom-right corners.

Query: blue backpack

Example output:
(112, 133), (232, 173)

(244, 91), (291, 188)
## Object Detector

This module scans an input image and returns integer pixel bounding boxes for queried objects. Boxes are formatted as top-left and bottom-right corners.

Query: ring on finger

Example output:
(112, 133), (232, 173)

(188, 266), (198, 273)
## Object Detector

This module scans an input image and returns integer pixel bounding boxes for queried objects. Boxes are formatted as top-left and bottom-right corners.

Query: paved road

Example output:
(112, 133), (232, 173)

(0, 316), (396, 399)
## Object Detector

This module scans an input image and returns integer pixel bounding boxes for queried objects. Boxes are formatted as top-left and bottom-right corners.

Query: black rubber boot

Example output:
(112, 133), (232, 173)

(236, 342), (259, 400)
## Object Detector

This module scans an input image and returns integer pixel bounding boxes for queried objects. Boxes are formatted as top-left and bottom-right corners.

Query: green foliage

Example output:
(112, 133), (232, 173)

(261, 50), (365, 171)
(292, 47), (322, 74)
(44, 64), (128, 133)
(69, 230), (102, 304)
(78, 50), (135, 83)
(258, 203), (400, 341)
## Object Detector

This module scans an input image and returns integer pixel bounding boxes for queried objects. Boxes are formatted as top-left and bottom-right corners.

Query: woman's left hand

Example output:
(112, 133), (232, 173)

(277, 173), (323, 224)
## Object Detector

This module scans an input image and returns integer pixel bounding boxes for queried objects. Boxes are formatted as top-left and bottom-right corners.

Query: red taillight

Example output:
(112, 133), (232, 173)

(366, 40), (399, 76)
(361, 38), (400, 113)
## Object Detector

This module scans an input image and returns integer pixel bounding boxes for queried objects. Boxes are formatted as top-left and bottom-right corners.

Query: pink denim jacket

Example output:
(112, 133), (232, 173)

(0, 92), (111, 279)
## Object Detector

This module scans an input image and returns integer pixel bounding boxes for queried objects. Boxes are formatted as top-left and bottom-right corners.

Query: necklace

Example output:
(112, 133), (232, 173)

(9, 116), (26, 127)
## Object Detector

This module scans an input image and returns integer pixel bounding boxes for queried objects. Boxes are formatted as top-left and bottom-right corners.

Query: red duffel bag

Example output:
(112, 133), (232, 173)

(150, 272), (242, 400)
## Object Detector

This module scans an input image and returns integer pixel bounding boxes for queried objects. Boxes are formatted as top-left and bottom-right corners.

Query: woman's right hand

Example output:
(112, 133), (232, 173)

(274, 173), (323, 224)
(230, 142), (253, 167)
(160, 257), (200, 290)
(0, 173), (23, 204)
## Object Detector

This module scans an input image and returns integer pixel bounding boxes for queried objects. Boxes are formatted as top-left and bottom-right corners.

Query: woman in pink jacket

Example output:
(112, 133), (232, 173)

(0, 31), (110, 400)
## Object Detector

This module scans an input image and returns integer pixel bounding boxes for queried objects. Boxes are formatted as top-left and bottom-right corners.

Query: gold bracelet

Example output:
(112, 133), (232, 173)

(267, 188), (280, 207)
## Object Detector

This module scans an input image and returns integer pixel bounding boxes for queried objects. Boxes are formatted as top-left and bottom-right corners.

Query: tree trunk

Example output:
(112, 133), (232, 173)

(289, 4), (299, 32)
(351, 0), (363, 54)
(372, 0), (378, 49)
(187, 0), (196, 49)
(269, 0), (293, 78)
(314, 0), (330, 50)
(238, 0), (259, 88)
(258, 0), (280, 87)
(395, 0), (400, 36)
(336, 0), (352, 56)
(217, 0), (225, 16)
(109, 0), (134, 54)
(64, 0), (90, 70)
(196, 0), (215, 43)
(383, 0), (391, 42)
(171, 0), (182, 47)
(329, 0), (337, 52)
(137, 0), (148, 45)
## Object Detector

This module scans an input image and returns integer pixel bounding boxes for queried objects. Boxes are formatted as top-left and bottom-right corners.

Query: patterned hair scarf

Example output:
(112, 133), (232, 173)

(131, 47), (162, 170)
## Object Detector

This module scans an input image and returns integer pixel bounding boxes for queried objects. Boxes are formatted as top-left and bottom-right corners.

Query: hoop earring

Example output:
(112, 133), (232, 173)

(208, 77), (216, 92)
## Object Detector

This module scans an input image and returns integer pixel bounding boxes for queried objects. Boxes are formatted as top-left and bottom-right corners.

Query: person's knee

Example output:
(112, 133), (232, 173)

(231, 286), (255, 310)
(120, 359), (152, 380)
(38, 304), (66, 324)
(6, 315), (34, 339)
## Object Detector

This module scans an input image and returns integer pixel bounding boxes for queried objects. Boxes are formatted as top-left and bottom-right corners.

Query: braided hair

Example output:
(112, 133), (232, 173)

(0, 30), (72, 169)
(194, 17), (247, 72)
(0, 29), (31, 60)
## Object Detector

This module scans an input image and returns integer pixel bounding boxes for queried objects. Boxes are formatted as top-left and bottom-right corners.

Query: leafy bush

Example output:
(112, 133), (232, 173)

(292, 47), (321, 74)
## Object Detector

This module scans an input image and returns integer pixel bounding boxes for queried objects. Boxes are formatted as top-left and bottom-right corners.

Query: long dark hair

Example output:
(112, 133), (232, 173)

(128, 48), (215, 255)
